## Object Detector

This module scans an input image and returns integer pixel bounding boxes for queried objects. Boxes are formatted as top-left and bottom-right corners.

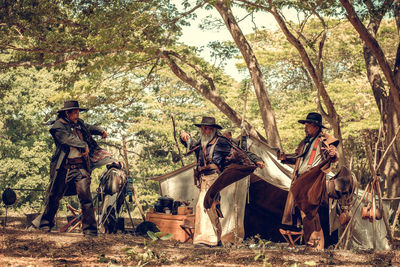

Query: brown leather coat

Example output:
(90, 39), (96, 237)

(281, 132), (339, 225)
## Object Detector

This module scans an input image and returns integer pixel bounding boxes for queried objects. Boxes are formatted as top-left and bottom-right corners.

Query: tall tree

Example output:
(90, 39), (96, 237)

(0, 0), (266, 147)
(160, 48), (263, 140)
(245, 19), (381, 180)
(212, 0), (282, 148)
(233, 0), (346, 166)
(339, 0), (400, 198)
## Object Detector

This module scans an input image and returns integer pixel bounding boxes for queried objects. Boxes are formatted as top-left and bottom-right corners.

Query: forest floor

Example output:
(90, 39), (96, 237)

(0, 215), (399, 267)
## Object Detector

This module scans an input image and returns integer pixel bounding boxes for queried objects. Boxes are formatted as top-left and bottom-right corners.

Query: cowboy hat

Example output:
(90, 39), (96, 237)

(57, 100), (87, 113)
(298, 112), (327, 129)
(194, 116), (222, 129)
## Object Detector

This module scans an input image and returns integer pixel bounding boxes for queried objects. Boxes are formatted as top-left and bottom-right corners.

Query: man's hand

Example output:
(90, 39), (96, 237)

(327, 145), (337, 158)
(322, 144), (337, 158)
(256, 161), (265, 169)
(277, 151), (286, 161)
(101, 131), (108, 139)
(180, 131), (190, 142)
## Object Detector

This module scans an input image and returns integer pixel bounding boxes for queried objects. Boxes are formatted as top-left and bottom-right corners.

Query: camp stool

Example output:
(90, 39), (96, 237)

(279, 228), (303, 248)
(60, 204), (82, 233)
(180, 218), (195, 243)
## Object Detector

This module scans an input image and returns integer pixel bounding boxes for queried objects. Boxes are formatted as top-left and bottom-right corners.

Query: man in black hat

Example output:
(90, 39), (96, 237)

(180, 116), (264, 247)
(278, 112), (339, 249)
(39, 100), (114, 236)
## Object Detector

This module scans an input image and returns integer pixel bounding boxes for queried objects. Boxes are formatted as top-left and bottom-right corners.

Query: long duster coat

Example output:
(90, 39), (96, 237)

(49, 118), (105, 196)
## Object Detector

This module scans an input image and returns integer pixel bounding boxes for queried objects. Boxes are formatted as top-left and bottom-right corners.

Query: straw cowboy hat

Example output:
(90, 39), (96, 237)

(194, 116), (222, 129)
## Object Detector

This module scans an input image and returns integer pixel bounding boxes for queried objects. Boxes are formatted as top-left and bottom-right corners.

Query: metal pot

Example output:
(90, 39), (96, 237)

(2, 188), (16, 206)
(154, 202), (163, 213)
(158, 196), (173, 211)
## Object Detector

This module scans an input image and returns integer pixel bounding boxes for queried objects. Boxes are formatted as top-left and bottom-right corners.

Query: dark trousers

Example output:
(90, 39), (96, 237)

(40, 167), (97, 233)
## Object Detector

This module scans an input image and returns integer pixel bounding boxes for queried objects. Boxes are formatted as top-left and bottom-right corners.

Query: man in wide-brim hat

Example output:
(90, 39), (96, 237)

(180, 116), (264, 247)
(278, 112), (339, 250)
(58, 100), (88, 112)
(39, 100), (115, 236)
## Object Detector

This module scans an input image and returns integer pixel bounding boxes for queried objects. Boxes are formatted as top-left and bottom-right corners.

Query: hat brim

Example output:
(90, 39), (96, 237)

(58, 107), (88, 113)
(298, 119), (327, 129)
(194, 123), (222, 129)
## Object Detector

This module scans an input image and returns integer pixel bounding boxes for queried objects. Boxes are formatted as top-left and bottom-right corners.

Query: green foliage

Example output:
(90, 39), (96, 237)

(147, 230), (173, 241)
(0, 1), (397, 212)
(207, 40), (240, 67)
(0, 45), (231, 212)
(0, 67), (56, 211)
(242, 18), (392, 180)
(122, 232), (170, 266)
(122, 246), (163, 266)
(0, 0), (180, 69)
(98, 253), (118, 264)
(251, 234), (272, 267)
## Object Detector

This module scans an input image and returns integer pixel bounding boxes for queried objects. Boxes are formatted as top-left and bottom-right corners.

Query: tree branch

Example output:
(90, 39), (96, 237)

(339, 0), (400, 119)
(394, 0), (400, 76)
(170, 1), (207, 24)
(166, 50), (216, 90)
(160, 49), (263, 143)
(235, 0), (270, 10)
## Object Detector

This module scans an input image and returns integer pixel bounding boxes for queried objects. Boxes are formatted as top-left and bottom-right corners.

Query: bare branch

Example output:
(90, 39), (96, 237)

(306, 1), (327, 82)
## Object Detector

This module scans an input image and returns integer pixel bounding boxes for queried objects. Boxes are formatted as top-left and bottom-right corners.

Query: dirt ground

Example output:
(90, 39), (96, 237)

(1, 216), (399, 267)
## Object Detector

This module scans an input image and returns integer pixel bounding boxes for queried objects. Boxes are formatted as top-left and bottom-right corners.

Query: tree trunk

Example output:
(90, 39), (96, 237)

(213, 0), (282, 149)
(382, 101), (400, 198)
(359, 1), (400, 199)
(340, 0), (400, 120)
(267, 0), (346, 167)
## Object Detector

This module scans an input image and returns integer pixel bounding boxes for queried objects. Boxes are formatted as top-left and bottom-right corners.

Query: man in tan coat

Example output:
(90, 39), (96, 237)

(278, 112), (338, 249)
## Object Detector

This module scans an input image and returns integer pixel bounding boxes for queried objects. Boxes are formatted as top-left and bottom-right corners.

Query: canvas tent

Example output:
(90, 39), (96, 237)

(149, 136), (390, 249)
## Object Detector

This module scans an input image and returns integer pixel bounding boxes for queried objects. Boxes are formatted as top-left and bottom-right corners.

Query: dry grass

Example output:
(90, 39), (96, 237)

(0, 216), (399, 266)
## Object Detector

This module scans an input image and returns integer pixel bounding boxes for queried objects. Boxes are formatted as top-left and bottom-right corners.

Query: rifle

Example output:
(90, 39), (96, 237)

(221, 134), (258, 166)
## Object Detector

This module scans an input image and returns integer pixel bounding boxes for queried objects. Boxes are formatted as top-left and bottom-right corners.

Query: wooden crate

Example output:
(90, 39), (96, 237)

(146, 212), (195, 242)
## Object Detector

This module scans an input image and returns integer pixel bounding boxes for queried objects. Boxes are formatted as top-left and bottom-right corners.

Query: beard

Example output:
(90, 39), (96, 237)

(201, 128), (217, 148)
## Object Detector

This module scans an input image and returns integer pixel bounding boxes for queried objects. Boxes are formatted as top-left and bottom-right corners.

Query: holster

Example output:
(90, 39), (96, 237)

(193, 167), (200, 188)
(211, 200), (224, 218)
(65, 157), (85, 170)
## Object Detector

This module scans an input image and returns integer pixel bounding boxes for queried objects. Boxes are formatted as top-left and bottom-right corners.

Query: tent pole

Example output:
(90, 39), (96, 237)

(375, 178), (393, 245)
(391, 203), (400, 238)
(372, 182), (376, 250)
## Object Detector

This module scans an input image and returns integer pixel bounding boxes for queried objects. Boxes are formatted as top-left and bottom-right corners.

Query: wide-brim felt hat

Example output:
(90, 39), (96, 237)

(298, 112), (327, 129)
(194, 116), (222, 129)
(57, 100), (87, 113)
